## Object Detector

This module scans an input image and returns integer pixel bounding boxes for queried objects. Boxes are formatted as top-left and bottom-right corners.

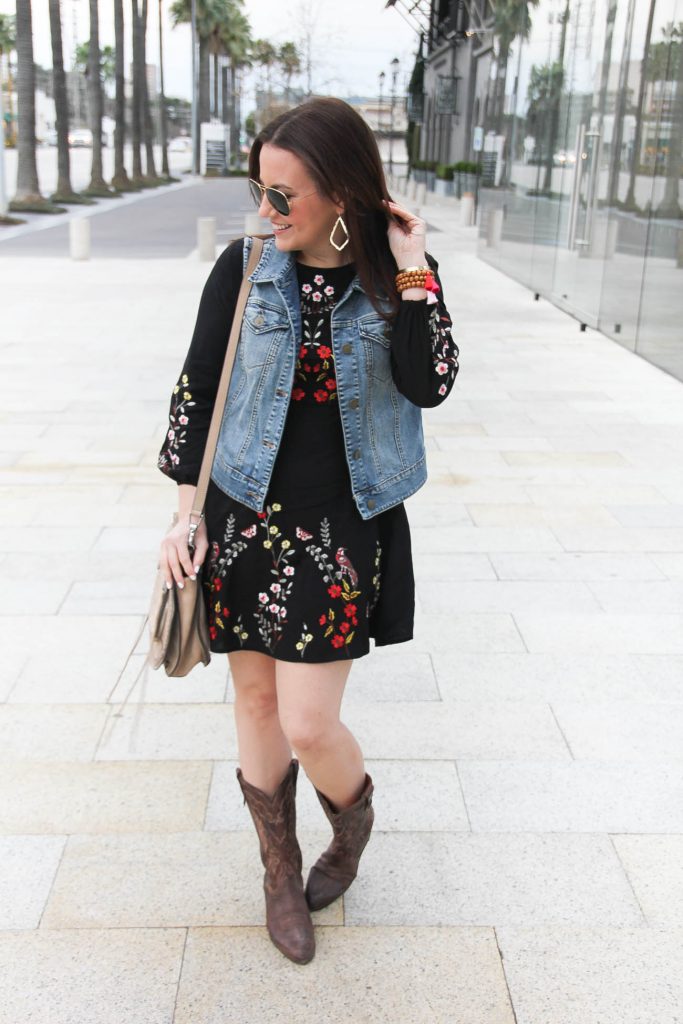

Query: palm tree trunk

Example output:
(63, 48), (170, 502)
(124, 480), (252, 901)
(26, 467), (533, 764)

(130, 0), (144, 183)
(111, 0), (132, 189)
(11, 0), (45, 206)
(199, 36), (210, 124)
(657, 30), (683, 217)
(85, 0), (110, 193)
(48, 0), (78, 200)
(624, 0), (656, 209)
(158, 0), (169, 176)
(607, 0), (637, 205)
(141, 0), (158, 178)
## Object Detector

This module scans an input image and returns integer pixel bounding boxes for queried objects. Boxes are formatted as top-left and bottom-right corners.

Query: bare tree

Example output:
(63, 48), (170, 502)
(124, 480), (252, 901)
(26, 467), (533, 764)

(48, 0), (84, 202)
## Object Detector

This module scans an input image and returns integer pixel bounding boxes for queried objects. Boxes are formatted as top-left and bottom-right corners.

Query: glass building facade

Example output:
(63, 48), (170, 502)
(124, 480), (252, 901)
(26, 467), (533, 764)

(475, 0), (683, 382)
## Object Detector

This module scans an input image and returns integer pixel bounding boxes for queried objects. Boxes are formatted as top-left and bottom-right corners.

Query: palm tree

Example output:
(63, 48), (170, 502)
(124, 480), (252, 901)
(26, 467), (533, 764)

(158, 0), (171, 177)
(624, 0), (657, 210)
(140, 0), (161, 181)
(130, 0), (145, 185)
(111, 0), (134, 190)
(279, 41), (300, 105)
(84, 0), (114, 195)
(220, 6), (251, 167)
(10, 0), (63, 212)
(0, 13), (16, 148)
(48, 0), (90, 203)
(656, 21), (683, 217)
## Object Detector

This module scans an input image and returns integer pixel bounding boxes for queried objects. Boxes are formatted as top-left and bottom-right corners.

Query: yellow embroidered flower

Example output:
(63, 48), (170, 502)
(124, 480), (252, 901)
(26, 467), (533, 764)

(304, 633), (313, 642)
(281, 539), (290, 549)
(272, 502), (281, 511)
(296, 641), (304, 650)
(240, 632), (248, 640)
(269, 525), (278, 535)
(181, 374), (189, 384)
(183, 391), (192, 400)
(173, 385), (180, 394)
(263, 540), (272, 549)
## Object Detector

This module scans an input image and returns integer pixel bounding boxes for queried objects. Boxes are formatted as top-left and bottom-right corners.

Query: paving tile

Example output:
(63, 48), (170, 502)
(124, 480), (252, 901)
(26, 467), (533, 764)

(0, 927), (185, 1024)
(95, 703), (238, 761)
(174, 926), (515, 1024)
(42, 831), (341, 928)
(459, 761), (683, 832)
(344, 648), (440, 701)
(489, 551), (666, 581)
(344, 833), (643, 926)
(551, 700), (683, 760)
(496, 926), (683, 1024)
(0, 705), (111, 761)
(417, 579), (601, 614)
(613, 836), (683, 926)
(514, 613), (683, 653)
(0, 836), (66, 928)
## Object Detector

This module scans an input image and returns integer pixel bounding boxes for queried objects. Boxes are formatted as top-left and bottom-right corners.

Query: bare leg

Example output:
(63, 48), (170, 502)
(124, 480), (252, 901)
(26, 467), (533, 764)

(275, 659), (366, 809)
(228, 650), (292, 796)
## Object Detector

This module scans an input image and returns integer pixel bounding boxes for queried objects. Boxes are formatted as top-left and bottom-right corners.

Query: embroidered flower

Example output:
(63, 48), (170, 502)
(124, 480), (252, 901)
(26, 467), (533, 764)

(317, 345), (332, 359)
(324, 285), (334, 296)
(331, 634), (345, 648)
(302, 283), (312, 293)
(313, 389), (329, 402)
(328, 584), (342, 598)
(284, 565), (295, 576)
(270, 582), (281, 594)
(259, 592), (268, 604)
(344, 603), (357, 618)
(292, 387), (306, 401)
(268, 602), (280, 615)
(314, 274), (324, 285)
(312, 291), (322, 302)
(435, 361), (449, 375)
(325, 378), (336, 390)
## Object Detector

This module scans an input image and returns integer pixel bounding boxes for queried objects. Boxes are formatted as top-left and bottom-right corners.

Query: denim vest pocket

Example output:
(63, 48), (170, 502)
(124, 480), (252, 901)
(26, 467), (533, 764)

(240, 300), (287, 369)
(359, 317), (392, 381)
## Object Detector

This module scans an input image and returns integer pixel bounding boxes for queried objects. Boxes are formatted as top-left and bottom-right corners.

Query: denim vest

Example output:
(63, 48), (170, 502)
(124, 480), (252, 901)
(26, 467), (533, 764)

(209, 234), (427, 520)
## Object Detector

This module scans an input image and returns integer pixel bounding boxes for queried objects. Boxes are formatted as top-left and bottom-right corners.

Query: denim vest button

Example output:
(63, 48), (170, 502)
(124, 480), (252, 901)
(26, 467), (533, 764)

(254, 314), (265, 326)
(276, 388), (287, 397)
(349, 398), (359, 409)
(263, 439), (275, 448)
(353, 448), (360, 459)
(367, 499), (376, 509)
(342, 343), (352, 354)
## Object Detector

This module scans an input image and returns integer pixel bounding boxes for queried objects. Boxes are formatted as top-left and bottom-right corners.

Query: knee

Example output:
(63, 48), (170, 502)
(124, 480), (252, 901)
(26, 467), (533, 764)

(234, 679), (279, 722)
(280, 711), (336, 755)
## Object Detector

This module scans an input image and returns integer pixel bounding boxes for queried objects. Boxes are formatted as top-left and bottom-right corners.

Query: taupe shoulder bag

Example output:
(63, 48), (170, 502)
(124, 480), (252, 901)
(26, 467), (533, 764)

(146, 235), (266, 677)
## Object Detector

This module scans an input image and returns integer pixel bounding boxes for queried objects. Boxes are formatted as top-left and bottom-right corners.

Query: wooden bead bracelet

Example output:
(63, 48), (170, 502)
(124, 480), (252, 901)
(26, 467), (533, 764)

(395, 265), (440, 294)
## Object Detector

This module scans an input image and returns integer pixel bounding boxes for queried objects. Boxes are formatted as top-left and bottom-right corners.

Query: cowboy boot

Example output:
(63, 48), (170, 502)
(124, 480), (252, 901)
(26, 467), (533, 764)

(305, 771), (374, 912)
(236, 758), (315, 964)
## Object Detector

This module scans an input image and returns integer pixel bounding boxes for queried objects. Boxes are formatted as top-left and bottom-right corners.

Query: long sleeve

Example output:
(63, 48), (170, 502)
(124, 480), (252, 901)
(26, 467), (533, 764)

(157, 237), (245, 485)
(389, 251), (459, 408)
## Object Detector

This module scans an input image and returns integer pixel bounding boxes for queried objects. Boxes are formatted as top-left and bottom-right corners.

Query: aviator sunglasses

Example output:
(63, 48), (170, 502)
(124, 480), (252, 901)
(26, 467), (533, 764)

(248, 178), (318, 217)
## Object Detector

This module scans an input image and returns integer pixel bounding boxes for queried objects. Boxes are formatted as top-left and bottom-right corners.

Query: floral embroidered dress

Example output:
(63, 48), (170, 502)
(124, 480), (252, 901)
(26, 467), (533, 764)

(157, 238), (458, 663)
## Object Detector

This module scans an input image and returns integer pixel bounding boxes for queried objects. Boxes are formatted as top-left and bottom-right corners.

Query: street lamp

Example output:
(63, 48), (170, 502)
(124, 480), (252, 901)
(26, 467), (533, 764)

(389, 57), (399, 175)
(378, 70), (385, 139)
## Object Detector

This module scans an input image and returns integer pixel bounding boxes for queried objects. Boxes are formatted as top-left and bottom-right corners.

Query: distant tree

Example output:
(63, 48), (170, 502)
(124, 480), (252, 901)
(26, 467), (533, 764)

(83, 0), (114, 195)
(48, 0), (87, 202)
(111, 0), (134, 190)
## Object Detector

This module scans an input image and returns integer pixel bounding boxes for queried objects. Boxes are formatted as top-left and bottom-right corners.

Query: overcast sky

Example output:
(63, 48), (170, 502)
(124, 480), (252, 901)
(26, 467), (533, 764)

(1, 0), (420, 107)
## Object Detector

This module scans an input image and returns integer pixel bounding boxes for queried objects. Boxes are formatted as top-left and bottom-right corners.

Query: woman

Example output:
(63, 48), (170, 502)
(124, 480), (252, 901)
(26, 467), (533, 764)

(156, 97), (458, 965)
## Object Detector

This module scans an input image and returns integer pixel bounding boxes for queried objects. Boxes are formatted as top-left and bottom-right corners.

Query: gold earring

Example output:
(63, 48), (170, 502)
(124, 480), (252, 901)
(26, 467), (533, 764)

(329, 215), (349, 251)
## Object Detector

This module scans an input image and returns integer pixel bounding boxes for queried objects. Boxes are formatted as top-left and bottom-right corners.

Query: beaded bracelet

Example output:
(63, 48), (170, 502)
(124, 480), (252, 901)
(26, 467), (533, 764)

(395, 265), (440, 294)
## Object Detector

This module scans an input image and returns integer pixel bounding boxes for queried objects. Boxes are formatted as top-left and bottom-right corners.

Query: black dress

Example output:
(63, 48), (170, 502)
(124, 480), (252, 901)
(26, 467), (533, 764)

(157, 238), (458, 663)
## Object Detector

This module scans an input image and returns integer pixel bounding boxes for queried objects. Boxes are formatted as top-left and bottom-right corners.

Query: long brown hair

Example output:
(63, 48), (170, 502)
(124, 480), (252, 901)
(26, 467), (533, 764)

(248, 97), (403, 322)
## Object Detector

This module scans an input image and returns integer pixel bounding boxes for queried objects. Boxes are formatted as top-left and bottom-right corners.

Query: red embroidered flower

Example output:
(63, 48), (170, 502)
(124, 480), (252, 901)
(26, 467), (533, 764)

(344, 603), (357, 618)
(317, 345), (332, 358)
(328, 584), (342, 597)
(299, 345), (307, 358)
(313, 363), (320, 372)
(331, 634), (345, 648)
(339, 621), (350, 634)
(209, 626), (217, 640)
(314, 390), (329, 403)
(292, 387), (305, 401)
(213, 578), (222, 591)
(257, 511), (267, 519)
(319, 613), (327, 625)
(352, 616), (358, 626)
(303, 363), (311, 372)
(325, 378), (336, 390)
(222, 606), (229, 617)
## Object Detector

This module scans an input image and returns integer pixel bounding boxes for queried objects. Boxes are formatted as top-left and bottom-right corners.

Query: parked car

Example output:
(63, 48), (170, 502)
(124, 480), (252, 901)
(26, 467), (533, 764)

(168, 136), (192, 153)
(43, 128), (58, 147)
(68, 128), (93, 148)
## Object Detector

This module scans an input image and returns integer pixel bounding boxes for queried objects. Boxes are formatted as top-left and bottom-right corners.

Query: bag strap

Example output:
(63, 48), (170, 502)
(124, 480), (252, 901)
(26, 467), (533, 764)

(187, 234), (266, 548)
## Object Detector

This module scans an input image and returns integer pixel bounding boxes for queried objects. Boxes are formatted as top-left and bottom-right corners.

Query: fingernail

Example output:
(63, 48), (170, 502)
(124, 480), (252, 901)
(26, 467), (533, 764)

(194, 565), (200, 573)
(177, 581), (184, 589)
(190, 574), (196, 581)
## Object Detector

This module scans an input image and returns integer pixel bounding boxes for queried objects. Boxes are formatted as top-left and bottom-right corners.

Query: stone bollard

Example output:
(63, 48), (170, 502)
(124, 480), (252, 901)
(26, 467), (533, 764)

(461, 192), (475, 227)
(198, 217), (216, 261)
(486, 207), (504, 248)
(70, 218), (90, 260)
(244, 212), (271, 236)
(415, 182), (427, 206)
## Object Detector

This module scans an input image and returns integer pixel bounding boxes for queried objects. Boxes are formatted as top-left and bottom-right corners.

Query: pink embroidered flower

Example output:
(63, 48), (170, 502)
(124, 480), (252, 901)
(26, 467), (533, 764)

(270, 582), (281, 594)
(324, 285), (334, 296)
(314, 274), (324, 285)
(438, 383), (448, 395)
(302, 283), (312, 293)
(283, 565), (295, 576)
(258, 592), (268, 604)
(178, 415), (189, 425)
(268, 602), (280, 614)
(167, 428), (175, 440)
(435, 361), (449, 375)
(312, 291), (322, 302)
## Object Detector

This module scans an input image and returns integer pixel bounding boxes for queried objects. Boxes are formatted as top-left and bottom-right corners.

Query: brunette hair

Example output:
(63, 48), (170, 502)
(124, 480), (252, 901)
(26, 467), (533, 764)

(248, 97), (404, 322)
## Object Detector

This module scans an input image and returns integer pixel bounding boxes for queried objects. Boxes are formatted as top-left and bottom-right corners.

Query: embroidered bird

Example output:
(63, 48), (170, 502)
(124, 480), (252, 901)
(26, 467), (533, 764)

(335, 546), (358, 587)
(296, 526), (313, 541)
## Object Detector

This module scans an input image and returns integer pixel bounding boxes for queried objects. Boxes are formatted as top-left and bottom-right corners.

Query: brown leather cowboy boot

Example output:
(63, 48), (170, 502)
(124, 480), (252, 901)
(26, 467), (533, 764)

(236, 758), (315, 964)
(305, 772), (374, 912)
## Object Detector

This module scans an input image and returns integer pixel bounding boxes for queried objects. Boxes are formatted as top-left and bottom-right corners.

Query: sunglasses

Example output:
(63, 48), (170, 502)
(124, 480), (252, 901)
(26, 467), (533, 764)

(248, 178), (318, 217)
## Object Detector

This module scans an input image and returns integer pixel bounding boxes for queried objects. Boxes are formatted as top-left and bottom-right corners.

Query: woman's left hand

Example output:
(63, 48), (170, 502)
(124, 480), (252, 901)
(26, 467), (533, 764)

(383, 199), (427, 269)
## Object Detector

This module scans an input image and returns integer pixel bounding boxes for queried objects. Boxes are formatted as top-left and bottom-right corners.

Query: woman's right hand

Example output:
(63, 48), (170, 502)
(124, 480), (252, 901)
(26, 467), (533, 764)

(158, 514), (209, 590)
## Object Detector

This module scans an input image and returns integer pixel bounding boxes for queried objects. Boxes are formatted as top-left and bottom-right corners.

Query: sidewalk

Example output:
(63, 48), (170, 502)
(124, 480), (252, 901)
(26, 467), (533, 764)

(1, 187), (683, 1023)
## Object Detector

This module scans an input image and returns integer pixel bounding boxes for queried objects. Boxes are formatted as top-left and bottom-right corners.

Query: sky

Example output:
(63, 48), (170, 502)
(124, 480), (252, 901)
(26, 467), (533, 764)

(1, 0), (420, 106)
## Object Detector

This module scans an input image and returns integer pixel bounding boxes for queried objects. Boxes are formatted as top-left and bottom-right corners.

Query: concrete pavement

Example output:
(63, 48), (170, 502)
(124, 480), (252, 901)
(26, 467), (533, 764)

(1, 182), (683, 1022)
